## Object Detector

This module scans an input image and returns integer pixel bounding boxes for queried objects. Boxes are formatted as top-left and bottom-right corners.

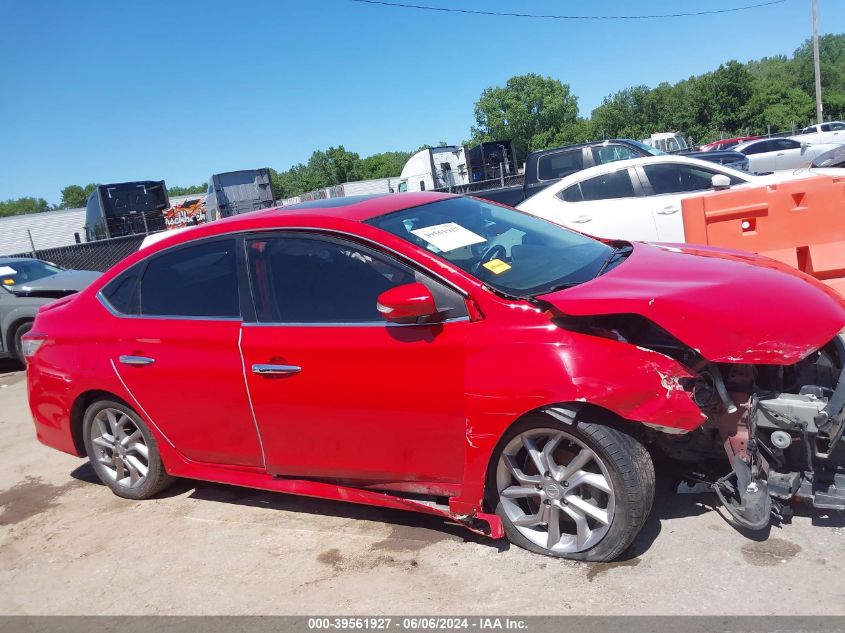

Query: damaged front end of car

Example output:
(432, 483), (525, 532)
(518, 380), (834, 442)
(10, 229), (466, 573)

(550, 307), (845, 530)
(686, 334), (845, 528)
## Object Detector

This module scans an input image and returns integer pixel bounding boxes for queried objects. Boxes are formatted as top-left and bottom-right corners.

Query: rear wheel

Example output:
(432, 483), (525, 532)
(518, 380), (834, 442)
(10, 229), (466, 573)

(82, 400), (174, 500)
(489, 415), (654, 562)
(12, 320), (32, 365)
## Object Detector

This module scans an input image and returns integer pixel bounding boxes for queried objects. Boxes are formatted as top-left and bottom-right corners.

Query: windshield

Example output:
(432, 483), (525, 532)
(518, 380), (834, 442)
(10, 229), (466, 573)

(367, 197), (615, 297)
(0, 259), (63, 292)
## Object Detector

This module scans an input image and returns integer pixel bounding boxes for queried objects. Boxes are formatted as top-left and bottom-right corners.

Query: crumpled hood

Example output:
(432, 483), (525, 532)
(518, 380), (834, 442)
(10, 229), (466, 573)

(13, 270), (101, 296)
(540, 242), (845, 364)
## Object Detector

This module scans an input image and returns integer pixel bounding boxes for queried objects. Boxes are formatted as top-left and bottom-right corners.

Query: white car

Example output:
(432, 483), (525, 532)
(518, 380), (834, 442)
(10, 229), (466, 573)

(515, 155), (785, 243)
(795, 120), (845, 145)
(733, 137), (843, 172)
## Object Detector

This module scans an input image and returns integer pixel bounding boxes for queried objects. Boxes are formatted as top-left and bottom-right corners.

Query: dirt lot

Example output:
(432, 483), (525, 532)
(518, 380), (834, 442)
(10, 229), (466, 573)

(1, 358), (844, 616)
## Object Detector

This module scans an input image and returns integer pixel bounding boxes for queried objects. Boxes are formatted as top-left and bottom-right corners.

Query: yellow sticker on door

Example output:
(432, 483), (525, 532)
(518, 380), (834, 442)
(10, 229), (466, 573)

(482, 258), (512, 274)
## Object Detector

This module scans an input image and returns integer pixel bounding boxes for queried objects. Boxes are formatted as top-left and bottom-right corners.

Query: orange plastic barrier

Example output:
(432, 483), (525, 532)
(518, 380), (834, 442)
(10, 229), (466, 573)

(682, 174), (845, 297)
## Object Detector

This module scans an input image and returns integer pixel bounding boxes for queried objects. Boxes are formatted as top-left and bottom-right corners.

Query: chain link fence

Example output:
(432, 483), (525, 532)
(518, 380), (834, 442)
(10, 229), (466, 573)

(6, 234), (148, 272)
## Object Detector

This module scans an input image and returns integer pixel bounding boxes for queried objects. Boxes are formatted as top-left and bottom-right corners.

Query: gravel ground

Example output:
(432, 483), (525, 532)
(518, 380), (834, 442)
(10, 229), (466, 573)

(1, 358), (844, 615)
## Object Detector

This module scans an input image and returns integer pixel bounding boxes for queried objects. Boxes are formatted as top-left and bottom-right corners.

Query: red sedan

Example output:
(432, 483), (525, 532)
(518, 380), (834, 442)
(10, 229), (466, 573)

(25, 193), (845, 561)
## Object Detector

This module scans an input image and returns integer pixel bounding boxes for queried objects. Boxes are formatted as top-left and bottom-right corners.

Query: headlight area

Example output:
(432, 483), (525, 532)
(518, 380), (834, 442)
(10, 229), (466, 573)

(553, 313), (845, 530)
(668, 336), (844, 530)
(551, 312), (706, 370)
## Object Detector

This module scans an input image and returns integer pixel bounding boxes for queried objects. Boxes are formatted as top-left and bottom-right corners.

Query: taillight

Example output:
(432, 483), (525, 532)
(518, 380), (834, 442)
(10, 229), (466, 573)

(21, 332), (48, 359)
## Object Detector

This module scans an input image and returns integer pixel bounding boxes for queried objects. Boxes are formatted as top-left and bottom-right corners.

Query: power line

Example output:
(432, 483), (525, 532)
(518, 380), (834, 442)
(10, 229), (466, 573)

(348, 0), (788, 20)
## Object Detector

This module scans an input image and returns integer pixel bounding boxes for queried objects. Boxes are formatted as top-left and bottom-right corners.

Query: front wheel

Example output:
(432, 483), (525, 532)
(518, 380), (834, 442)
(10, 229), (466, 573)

(489, 415), (654, 562)
(82, 400), (174, 500)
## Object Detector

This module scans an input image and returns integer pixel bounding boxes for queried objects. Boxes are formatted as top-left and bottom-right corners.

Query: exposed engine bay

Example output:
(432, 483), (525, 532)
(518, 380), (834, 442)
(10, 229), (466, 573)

(658, 334), (845, 528)
(552, 311), (845, 530)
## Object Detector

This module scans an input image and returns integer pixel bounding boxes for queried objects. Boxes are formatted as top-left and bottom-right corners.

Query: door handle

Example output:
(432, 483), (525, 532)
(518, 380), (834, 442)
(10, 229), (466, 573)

(571, 215), (593, 223)
(656, 206), (679, 215)
(252, 364), (301, 375)
(119, 355), (155, 366)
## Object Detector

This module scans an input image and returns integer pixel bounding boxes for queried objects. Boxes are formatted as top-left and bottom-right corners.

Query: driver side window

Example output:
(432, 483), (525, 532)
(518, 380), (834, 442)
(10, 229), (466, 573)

(246, 235), (467, 323)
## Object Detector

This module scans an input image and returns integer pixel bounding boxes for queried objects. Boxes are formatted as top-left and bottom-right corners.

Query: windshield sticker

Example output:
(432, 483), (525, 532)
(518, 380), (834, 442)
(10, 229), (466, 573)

(411, 223), (486, 252)
(0, 266), (17, 276)
(482, 259), (512, 275)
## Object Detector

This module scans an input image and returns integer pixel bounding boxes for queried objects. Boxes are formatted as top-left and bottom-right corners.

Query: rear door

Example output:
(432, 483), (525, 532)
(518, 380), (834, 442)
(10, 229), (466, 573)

(771, 139), (805, 170)
(552, 167), (658, 241)
(742, 140), (776, 172)
(99, 238), (264, 467)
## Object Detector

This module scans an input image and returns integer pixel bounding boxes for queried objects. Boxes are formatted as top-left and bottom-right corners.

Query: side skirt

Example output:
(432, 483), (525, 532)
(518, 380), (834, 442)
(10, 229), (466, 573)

(159, 442), (504, 539)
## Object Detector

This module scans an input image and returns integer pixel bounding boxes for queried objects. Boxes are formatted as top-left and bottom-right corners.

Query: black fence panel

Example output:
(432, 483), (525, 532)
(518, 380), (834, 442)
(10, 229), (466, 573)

(7, 234), (146, 272)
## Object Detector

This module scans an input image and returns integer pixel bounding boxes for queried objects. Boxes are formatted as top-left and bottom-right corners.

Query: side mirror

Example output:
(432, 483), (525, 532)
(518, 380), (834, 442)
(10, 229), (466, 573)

(801, 142), (809, 153)
(377, 282), (440, 324)
(711, 174), (732, 191)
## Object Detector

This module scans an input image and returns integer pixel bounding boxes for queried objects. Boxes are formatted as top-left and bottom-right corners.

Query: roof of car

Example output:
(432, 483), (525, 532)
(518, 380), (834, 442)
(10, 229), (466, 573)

(128, 192), (459, 256)
(518, 154), (756, 202)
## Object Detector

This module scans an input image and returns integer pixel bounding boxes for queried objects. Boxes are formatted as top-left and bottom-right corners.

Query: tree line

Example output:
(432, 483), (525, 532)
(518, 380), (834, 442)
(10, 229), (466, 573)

(3, 34), (842, 217)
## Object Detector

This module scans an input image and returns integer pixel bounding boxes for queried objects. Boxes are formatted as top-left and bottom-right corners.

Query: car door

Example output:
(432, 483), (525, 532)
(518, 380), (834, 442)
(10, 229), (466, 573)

(771, 138), (805, 170)
(741, 140), (776, 172)
(637, 162), (747, 242)
(550, 167), (659, 241)
(239, 232), (469, 484)
(99, 237), (264, 467)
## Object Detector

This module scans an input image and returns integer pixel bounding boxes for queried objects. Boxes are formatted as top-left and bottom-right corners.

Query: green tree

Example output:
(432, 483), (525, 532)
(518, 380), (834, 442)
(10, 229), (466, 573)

(59, 183), (98, 209)
(471, 73), (579, 159)
(0, 197), (50, 217)
(590, 85), (653, 140)
(794, 33), (845, 119)
(687, 61), (754, 141)
(168, 184), (207, 196)
(359, 151), (412, 179)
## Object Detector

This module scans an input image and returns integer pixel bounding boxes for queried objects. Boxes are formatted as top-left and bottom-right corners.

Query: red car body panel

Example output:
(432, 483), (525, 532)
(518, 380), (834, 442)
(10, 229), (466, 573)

(544, 242), (845, 364)
(25, 192), (845, 535)
(699, 136), (759, 151)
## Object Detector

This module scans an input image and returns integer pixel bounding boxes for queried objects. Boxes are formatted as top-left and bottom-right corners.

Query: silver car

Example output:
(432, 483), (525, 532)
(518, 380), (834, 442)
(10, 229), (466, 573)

(0, 258), (100, 363)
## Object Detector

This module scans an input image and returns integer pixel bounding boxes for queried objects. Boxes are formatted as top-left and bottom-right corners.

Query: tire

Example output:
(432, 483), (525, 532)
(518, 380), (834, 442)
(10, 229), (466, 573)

(12, 320), (33, 365)
(82, 399), (175, 500)
(487, 414), (655, 562)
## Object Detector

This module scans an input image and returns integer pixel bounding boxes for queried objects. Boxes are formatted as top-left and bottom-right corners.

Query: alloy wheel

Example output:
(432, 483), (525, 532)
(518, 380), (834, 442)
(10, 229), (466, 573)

(496, 428), (615, 554)
(89, 407), (150, 489)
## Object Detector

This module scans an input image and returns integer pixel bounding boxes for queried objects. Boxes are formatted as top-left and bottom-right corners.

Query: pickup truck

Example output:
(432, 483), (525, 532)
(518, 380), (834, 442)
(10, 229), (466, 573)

(471, 139), (749, 207)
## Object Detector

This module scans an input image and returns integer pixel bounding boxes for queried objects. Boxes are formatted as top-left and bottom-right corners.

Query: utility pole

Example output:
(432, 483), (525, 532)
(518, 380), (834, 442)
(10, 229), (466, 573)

(812, 0), (823, 123)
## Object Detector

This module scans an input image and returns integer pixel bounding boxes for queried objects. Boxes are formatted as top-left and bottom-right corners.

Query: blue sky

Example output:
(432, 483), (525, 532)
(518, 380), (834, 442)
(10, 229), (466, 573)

(1, 0), (843, 204)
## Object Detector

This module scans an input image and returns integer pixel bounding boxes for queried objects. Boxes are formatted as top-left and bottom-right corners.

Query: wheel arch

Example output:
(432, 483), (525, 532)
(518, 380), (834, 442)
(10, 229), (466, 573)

(483, 401), (650, 494)
(4, 316), (34, 355)
(70, 390), (131, 457)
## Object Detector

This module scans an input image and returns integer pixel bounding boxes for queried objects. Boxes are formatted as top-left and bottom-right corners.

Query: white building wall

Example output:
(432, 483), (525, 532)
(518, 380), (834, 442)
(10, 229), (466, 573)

(0, 208), (86, 255)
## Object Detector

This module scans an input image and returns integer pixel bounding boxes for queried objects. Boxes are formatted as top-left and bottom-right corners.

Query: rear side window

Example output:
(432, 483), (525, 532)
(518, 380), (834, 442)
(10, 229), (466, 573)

(141, 239), (240, 318)
(561, 169), (636, 203)
(102, 266), (141, 315)
(773, 138), (801, 150)
(537, 150), (584, 181)
(742, 141), (771, 155)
